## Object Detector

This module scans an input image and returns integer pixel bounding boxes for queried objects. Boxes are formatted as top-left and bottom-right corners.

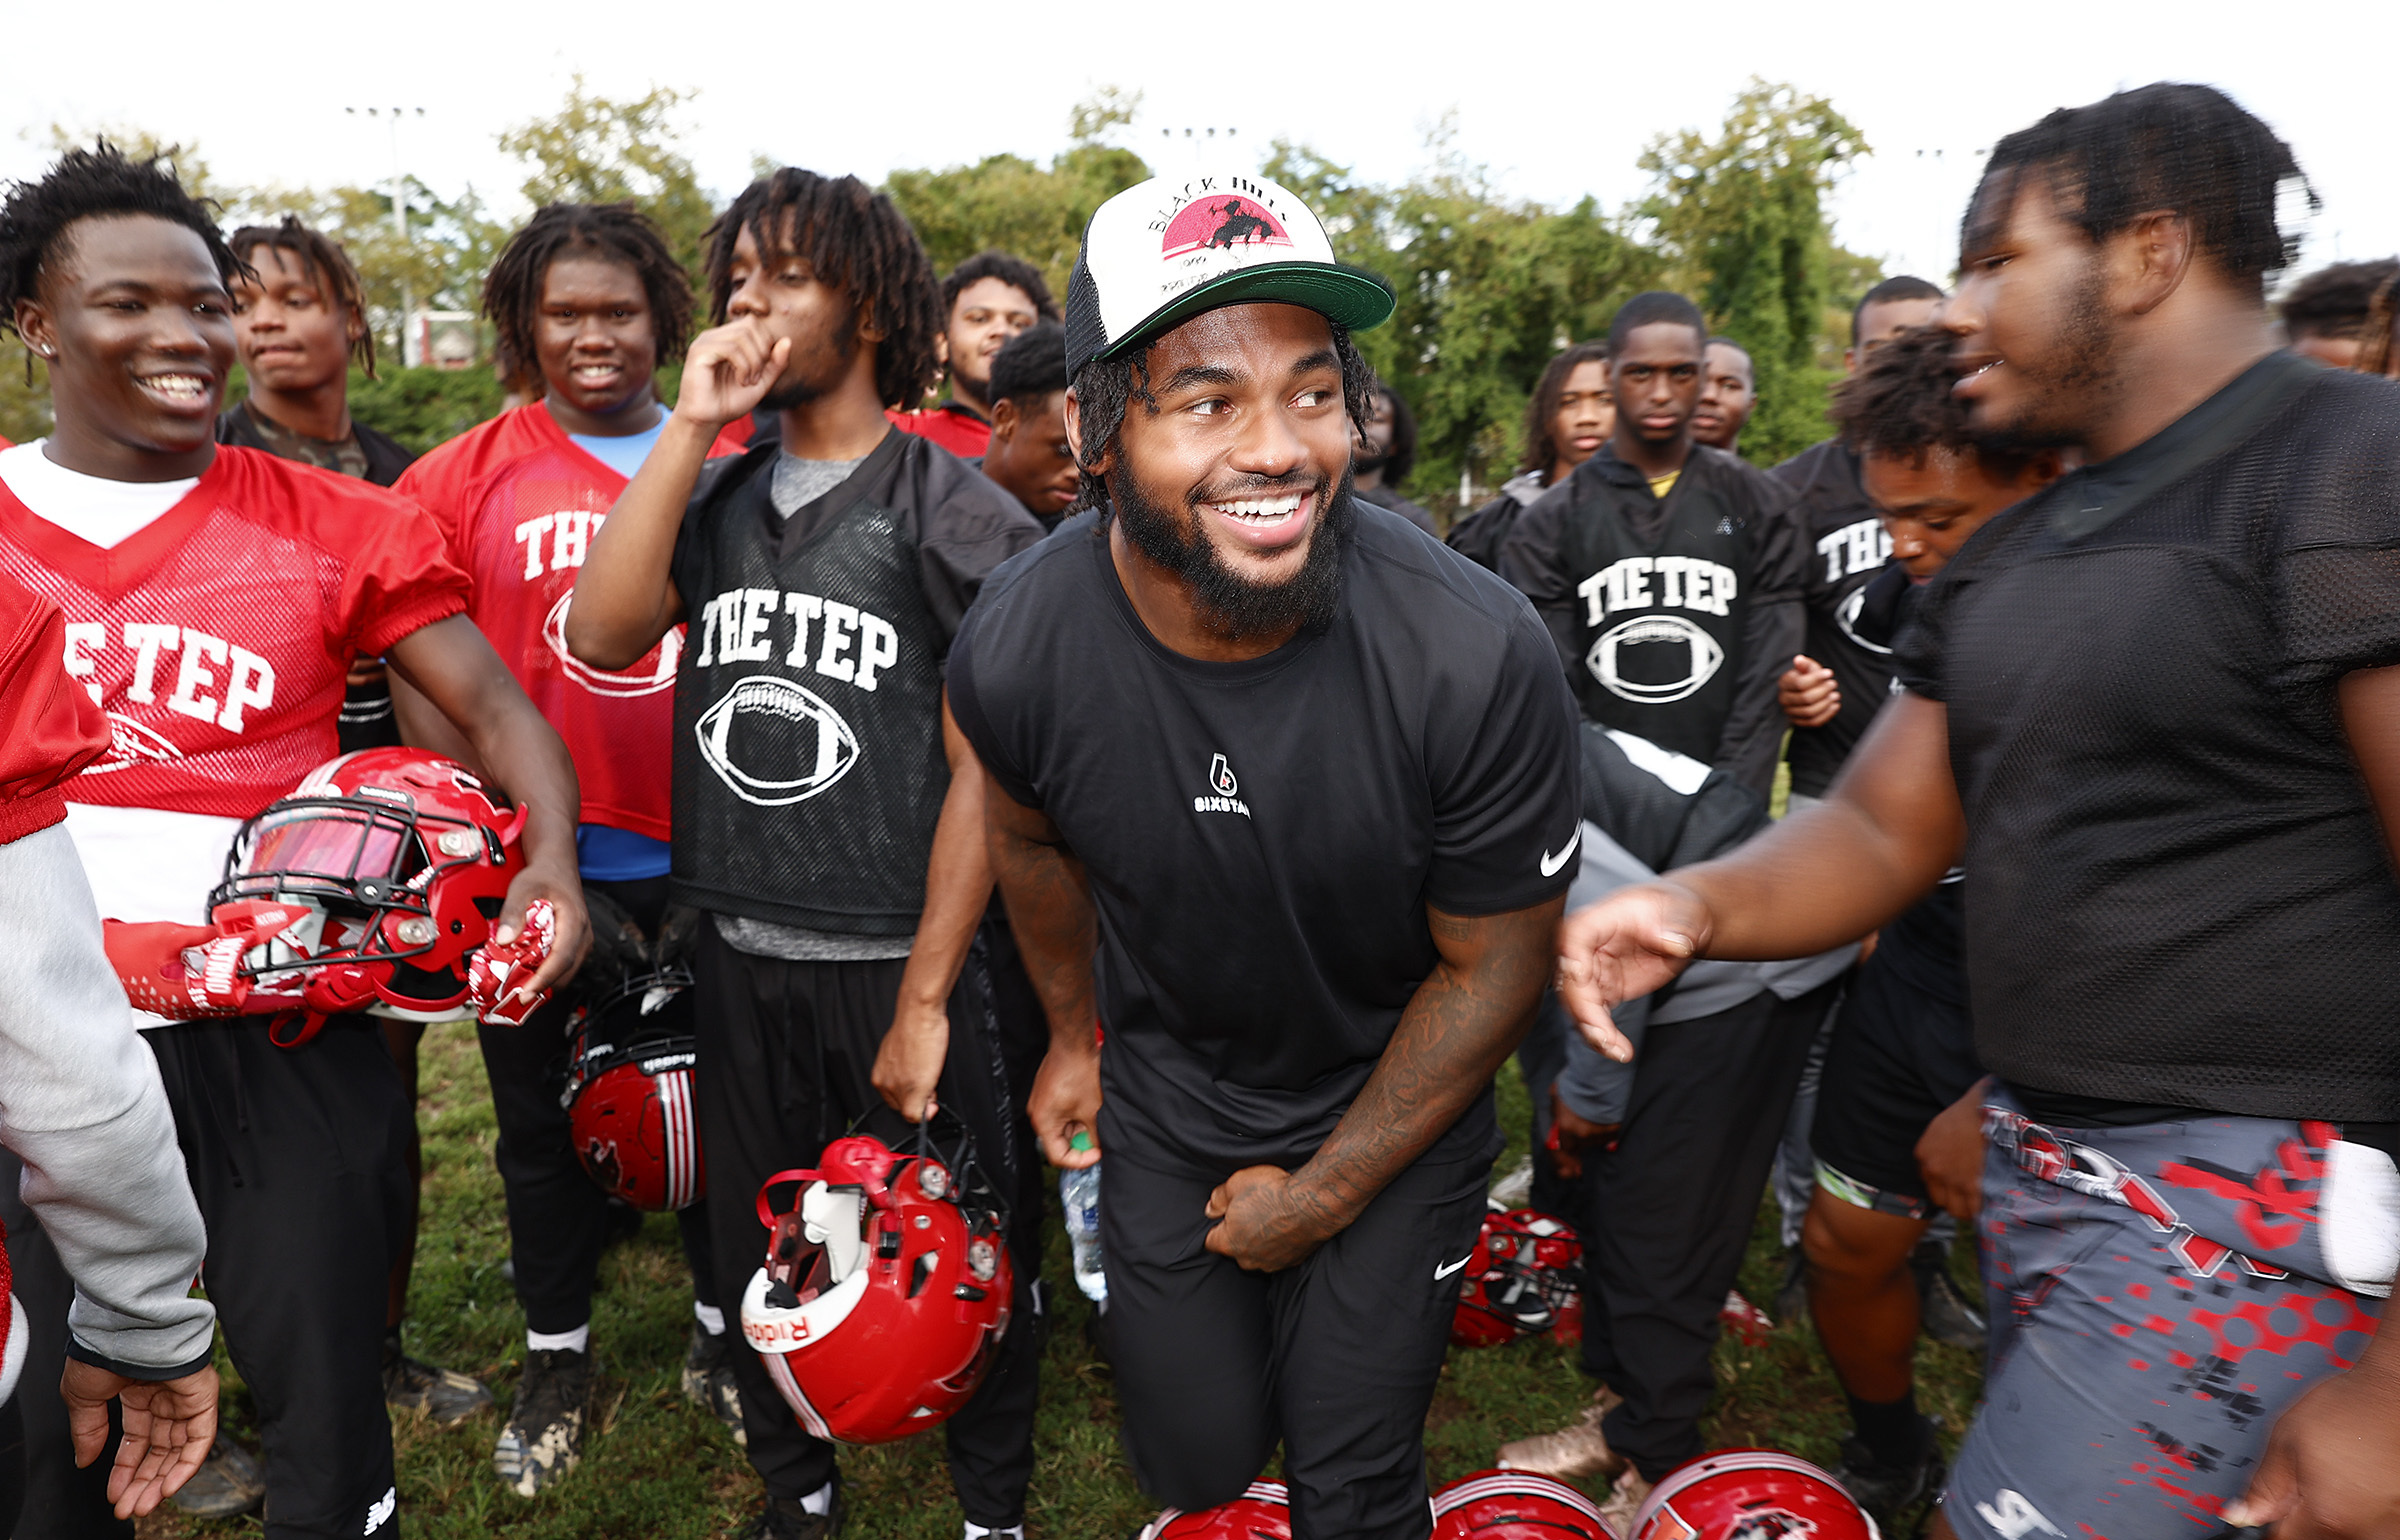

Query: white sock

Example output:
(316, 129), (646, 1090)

(526, 1324), (590, 1355)
(693, 1301), (726, 1336)
(963, 1526), (1023, 1540)
(799, 1482), (835, 1517)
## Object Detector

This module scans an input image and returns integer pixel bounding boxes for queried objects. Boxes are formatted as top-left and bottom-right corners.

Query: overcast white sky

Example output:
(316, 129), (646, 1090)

(8, 0), (2395, 295)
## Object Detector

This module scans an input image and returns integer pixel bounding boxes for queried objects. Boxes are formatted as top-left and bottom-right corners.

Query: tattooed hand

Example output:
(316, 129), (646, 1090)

(1203, 1166), (1343, 1272)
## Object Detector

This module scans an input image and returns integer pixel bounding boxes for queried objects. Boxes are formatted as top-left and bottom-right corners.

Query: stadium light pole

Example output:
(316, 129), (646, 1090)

(346, 106), (427, 364)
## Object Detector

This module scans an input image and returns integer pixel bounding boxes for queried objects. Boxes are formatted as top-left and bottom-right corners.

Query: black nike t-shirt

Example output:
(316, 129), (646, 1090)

(949, 501), (1581, 1170)
(1895, 352), (2400, 1121)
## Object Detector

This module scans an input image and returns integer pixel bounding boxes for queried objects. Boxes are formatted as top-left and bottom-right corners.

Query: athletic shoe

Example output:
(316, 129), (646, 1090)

(171, 1436), (265, 1518)
(1774, 1244), (1810, 1328)
(384, 1329), (494, 1427)
(1596, 1465), (1656, 1536)
(738, 1482), (845, 1540)
(1832, 1429), (1946, 1528)
(1494, 1384), (1628, 1480)
(1913, 1242), (1986, 1351)
(493, 1347), (592, 1497)
(683, 1321), (747, 1445)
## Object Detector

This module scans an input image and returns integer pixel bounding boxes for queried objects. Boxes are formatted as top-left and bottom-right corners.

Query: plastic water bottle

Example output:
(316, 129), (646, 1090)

(1059, 1133), (1106, 1307)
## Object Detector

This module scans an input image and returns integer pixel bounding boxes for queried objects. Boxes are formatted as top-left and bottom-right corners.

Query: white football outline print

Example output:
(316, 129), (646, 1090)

(81, 712), (188, 775)
(1587, 614), (1726, 704)
(544, 593), (682, 696)
(694, 675), (861, 806)
(1833, 587), (1894, 656)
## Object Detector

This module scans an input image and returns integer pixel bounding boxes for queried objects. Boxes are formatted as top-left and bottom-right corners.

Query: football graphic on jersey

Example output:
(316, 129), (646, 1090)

(695, 675), (862, 806)
(543, 593), (682, 697)
(83, 712), (187, 775)
(1832, 588), (1893, 656)
(1587, 615), (1726, 704)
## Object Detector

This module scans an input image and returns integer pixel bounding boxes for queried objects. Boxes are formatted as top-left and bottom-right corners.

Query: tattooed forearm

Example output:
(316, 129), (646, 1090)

(1289, 895), (1565, 1230)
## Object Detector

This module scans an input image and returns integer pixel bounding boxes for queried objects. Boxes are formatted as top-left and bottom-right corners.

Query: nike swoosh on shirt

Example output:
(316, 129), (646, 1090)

(1540, 828), (1582, 878)
(1434, 1253), (1473, 1281)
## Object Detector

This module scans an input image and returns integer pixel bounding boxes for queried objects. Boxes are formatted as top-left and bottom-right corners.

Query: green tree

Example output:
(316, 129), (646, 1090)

(882, 91), (1152, 304)
(1638, 80), (1869, 465)
(1268, 128), (1658, 516)
(499, 77), (716, 276)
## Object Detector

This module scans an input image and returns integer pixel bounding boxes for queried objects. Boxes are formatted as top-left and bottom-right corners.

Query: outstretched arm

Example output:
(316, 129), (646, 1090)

(1204, 893), (1564, 1272)
(1557, 690), (1964, 1058)
(385, 615), (589, 1000)
(985, 786), (1100, 1169)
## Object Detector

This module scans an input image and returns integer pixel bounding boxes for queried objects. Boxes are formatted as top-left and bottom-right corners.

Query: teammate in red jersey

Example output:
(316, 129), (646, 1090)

(888, 251), (1057, 456)
(393, 202), (751, 1495)
(0, 144), (588, 1540)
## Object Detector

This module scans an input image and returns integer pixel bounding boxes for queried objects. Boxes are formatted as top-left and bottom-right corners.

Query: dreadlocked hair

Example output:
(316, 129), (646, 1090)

(483, 203), (695, 386)
(2359, 272), (2400, 380)
(1067, 325), (1374, 518)
(230, 216), (377, 375)
(1829, 324), (2036, 482)
(1968, 83), (2312, 298)
(704, 169), (940, 411)
(1, 141), (243, 340)
(1519, 341), (1610, 477)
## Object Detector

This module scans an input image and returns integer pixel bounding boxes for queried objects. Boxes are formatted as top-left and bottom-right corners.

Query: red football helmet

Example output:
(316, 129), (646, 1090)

(1453, 1207), (1585, 1347)
(107, 749), (542, 1046)
(740, 1126), (1013, 1444)
(1137, 1481), (1291, 1540)
(1629, 1450), (1879, 1540)
(1434, 1469), (1614, 1539)
(561, 968), (703, 1211)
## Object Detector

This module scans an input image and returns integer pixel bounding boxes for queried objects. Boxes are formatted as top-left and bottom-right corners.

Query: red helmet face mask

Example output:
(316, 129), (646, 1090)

(1453, 1207), (1585, 1347)
(740, 1125), (1013, 1445)
(561, 968), (704, 1212)
(1137, 1481), (1292, 1540)
(1434, 1469), (1616, 1539)
(104, 749), (546, 1046)
(1630, 1451), (1880, 1540)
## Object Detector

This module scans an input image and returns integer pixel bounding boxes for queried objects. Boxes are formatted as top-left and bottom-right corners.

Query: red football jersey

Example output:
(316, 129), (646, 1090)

(887, 404), (991, 458)
(397, 404), (748, 841)
(0, 446), (468, 820)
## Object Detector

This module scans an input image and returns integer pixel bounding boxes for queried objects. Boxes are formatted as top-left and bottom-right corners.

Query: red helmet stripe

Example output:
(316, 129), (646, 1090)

(1433, 1473), (1607, 1522)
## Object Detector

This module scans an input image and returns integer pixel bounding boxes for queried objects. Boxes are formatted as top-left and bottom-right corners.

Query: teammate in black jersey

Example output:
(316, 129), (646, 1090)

(1499, 293), (1802, 796)
(976, 321), (1078, 529)
(1792, 326), (2057, 1526)
(1447, 342), (1612, 570)
(1557, 84), (2400, 1540)
(569, 167), (1044, 1540)
(1690, 338), (1754, 454)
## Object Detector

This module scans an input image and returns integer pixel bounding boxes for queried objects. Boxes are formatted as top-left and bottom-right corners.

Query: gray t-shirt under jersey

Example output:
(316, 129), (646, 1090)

(712, 450), (917, 964)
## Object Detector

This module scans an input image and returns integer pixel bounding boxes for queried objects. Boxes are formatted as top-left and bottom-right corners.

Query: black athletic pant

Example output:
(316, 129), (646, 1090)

(0, 1394), (26, 1540)
(148, 1015), (411, 1540)
(691, 923), (1040, 1527)
(978, 918), (1051, 1290)
(1104, 1141), (1489, 1540)
(0, 1163), (130, 1540)
(480, 873), (719, 1335)
(1578, 981), (1841, 1481)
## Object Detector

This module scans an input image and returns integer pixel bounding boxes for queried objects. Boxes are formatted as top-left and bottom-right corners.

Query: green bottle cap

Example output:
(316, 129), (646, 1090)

(1069, 1130), (1094, 1154)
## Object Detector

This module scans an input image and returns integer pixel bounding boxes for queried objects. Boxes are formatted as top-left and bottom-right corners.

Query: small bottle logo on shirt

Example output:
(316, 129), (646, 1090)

(1195, 753), (1250, 817)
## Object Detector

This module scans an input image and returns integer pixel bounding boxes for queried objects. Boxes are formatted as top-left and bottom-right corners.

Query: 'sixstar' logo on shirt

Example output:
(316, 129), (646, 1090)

(1194, 752), (1250, 817)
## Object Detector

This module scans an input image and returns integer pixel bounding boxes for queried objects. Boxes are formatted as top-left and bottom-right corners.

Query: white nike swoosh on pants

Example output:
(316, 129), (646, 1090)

(1434, 1253), (1473, 1280)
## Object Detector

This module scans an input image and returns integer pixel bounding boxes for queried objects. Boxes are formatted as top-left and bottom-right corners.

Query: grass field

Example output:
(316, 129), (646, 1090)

(137, 1019), (1984, 1540)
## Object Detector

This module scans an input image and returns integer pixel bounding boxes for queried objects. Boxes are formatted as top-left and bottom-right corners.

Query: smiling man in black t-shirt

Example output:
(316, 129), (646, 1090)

(948, 172), (1579, 1540)
(1554, 85), (2400, 1540)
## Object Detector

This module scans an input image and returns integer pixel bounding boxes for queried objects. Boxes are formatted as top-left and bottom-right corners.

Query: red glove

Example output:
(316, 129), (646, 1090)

(104, 901), (317, 1019)
(467, 898), (556, 1027)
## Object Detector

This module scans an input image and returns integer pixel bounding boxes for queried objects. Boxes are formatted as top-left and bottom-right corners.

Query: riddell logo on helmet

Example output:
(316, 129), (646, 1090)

(744, 1314), (813, 1350)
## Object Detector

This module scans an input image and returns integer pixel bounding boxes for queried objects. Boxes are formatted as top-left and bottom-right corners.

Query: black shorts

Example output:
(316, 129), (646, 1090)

(1809, 944), (1979, 1212)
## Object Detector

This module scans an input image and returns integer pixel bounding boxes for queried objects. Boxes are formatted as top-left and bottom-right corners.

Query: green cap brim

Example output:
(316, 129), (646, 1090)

(1096, 261), (1396, 362)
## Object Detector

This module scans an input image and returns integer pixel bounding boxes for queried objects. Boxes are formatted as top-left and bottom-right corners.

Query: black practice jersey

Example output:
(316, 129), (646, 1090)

(950, 502), (1581, 1168)
(1772, 439), (1896, 796)
(668, 430), (1042, 933)
(1896, 352), (2400, 1120)
(1497, 444), (1802, 796)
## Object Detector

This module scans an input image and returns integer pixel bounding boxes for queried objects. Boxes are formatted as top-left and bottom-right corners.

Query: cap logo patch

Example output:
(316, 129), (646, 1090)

(1159, 190), (1292, 260)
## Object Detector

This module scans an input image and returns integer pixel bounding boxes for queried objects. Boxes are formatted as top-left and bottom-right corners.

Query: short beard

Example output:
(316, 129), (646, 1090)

(1110, 463), (1355, 642)
(1984, 258), (2121, 454)
(758, 311), (862, 413)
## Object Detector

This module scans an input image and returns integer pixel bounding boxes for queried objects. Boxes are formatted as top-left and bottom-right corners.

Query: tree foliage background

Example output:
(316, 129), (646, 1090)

(6, 80), (1885, 486)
